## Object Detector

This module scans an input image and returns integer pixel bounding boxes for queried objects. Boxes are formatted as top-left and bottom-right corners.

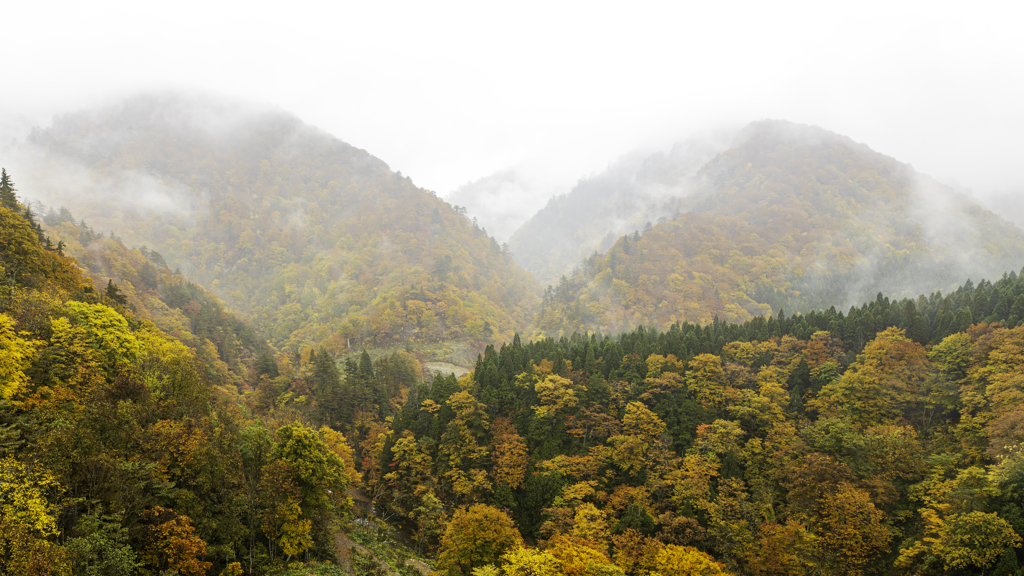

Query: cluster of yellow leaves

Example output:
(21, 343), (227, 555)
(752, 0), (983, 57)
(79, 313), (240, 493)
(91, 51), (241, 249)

(0, 313), (40, 401)
(0, 457), (64, 537)
(811, 328), (928, 428)
(685, 354), (727, 409)
(534, 375), (581, 419)
(63, 301), (141, 373)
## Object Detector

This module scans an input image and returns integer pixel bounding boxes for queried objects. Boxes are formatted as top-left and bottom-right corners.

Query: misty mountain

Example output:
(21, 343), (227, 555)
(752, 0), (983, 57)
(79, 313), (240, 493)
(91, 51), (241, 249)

(979, 190), (1024, 230)
(536, 120), (1024, 336)
(444, 169), (560, 244)
(507, 132), (734, 286)
(13, 93), (541, 352)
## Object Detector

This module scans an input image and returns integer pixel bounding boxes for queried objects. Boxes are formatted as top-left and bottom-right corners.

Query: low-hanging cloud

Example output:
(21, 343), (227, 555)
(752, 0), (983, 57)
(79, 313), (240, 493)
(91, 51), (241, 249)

(6, 139), (199, 252)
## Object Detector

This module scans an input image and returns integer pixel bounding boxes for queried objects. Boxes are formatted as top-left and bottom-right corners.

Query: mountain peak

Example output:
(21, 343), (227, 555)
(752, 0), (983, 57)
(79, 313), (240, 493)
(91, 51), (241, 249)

(15, 94), (540, 350)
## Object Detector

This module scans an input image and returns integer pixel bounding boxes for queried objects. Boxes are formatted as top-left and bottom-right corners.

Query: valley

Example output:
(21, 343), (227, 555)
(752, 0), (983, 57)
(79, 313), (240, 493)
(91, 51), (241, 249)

(3, 95), (1024, 576)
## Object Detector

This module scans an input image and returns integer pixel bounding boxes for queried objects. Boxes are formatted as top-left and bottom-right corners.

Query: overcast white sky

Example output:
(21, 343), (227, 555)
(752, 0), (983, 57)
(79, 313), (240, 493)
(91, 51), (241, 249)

(4, 0), (1022, 202)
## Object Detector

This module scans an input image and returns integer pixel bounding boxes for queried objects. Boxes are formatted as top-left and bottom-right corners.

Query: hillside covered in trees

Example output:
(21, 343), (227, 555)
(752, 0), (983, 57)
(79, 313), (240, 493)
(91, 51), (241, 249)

(535, 121), (1024, 337)
(507, 134), (730, 287)
(0, 174), (361, 574)
(363, 268), (1024, 576)
(7, 95), (1024, 576)
(14, 94), (541, 353)
(35, 206), (269, 388)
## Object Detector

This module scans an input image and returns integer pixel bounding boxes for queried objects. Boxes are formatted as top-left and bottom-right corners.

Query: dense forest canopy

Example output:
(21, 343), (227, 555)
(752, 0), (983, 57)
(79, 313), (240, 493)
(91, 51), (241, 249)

(365, 270), (1024, 576)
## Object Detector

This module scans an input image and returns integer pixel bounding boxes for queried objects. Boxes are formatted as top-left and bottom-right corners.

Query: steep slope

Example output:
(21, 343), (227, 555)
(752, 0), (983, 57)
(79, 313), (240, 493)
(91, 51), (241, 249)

(0, 180), (357, 574)
(34, 206), (269, 387)
(507, 133), (732, 286)
(536, 120), (1024, 336)
(15, 93), (541, 351)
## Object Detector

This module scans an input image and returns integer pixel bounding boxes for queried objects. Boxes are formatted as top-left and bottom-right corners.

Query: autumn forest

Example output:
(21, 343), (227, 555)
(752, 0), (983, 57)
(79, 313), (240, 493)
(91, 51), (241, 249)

(3, 95), (1024, 576)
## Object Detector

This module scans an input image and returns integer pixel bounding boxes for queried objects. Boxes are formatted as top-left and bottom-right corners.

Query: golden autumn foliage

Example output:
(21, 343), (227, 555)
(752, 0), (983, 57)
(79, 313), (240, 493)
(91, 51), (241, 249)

(491, 417), (529, 489)
(10, 103), (1024, 576)
(139, 507), (212, 576)
(500, 547), (562, 576)
(0, 313), (40, 401)
(546, 534), (618, 576)
(652, 544), (733, 576)
(0, 457), (64, 537)
(437, 504), (523, 575)
(1, 184), (362, 575)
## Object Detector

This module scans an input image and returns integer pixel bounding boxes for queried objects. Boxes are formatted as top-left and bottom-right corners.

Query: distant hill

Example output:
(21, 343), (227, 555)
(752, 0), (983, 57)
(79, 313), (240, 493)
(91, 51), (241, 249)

(508, 132), (733, 286)
(14, 93), (541, 351)
(536, 120), (1024, 336)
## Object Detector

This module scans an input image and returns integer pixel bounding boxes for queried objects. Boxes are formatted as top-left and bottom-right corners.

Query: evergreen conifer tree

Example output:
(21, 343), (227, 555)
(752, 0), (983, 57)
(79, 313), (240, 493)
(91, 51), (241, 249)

(0, 169), (17, 211)
(105, 280), (129, 306)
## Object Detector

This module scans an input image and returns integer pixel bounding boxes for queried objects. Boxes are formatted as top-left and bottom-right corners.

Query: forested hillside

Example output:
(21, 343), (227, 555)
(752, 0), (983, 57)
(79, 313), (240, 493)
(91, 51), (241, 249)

(10, 154), (1024, 575)
(0, 174), (357, 574)
(508, 135), (729, 287)
(33, 205), (268, 387)
(15, 94), (540, 352)
(535, 121), (1024, 337)
(366, 268), (1024, 576)
(9, 97), (1024, 576)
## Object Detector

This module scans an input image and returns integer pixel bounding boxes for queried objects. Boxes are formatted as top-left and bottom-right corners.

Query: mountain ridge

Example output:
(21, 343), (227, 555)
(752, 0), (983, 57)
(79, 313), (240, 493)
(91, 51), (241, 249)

(13, 92), (542, 352)
(533, 119), (1024, 336)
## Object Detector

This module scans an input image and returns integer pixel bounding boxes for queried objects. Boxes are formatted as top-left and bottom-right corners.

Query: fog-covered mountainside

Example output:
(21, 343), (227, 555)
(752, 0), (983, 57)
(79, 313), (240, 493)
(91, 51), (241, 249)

(508, 133), (733, 286)
(445, 169), (560, 244)
(536, 120), (1024, 336)
(982, 189), (1024, 230)
(13, 93), (541, 352)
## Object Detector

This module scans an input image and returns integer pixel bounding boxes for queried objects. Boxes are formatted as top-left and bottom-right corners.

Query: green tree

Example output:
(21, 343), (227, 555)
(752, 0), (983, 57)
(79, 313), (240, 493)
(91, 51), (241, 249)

(272, 422), (352, 545)
(0, 168), (17, 211)
(65, 510), (140, 576)
(933, 512), (1021, 572)
(104, 279), (128, 306)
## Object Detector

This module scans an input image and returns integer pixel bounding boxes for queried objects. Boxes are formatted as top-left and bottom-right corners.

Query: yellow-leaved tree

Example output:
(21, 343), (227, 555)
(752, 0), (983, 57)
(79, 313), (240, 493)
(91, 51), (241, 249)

(0, 457), (70, 575)
(609, 402), (667, 477)
(686, 354), (727, 410)
(500, 546), (561, 576)
(62, 301), (141, 375)
(0, 313), (40, 401)
(653, 544), (734, 576)
(0, 456), (64, 536)
(437, 504), (523, 576)
(491, 417), (529, 490)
